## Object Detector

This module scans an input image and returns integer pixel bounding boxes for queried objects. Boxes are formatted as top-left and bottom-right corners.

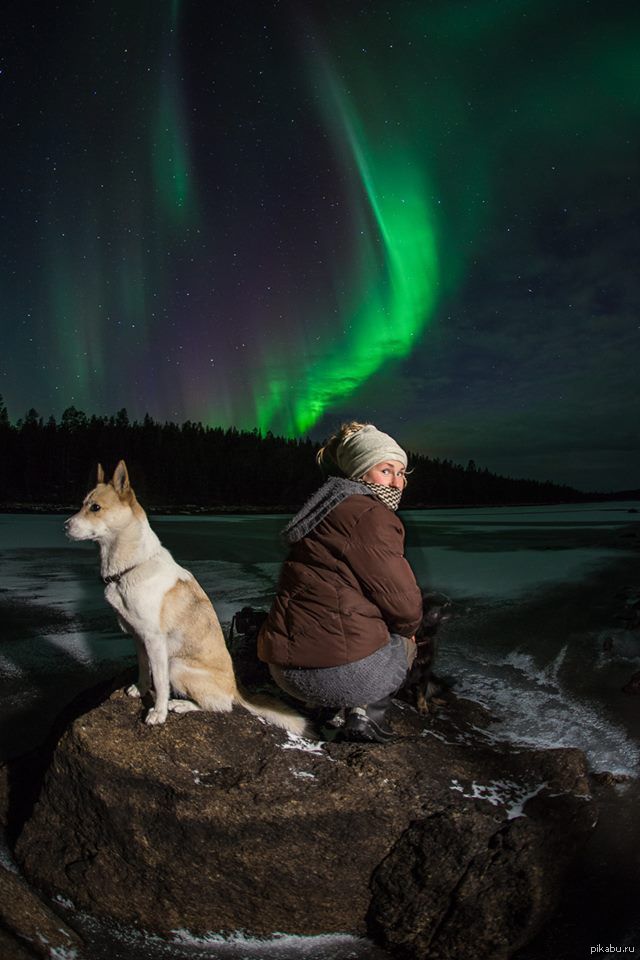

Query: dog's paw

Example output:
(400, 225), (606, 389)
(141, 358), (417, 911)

(168, 699), (200, 714)
(145, 707), (167, 725)
(416, 692), (429, 715)
(126, 684), (142, 699)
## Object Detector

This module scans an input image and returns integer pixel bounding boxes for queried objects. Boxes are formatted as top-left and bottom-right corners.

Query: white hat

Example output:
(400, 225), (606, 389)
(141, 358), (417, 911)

(335, 424), (407, 479)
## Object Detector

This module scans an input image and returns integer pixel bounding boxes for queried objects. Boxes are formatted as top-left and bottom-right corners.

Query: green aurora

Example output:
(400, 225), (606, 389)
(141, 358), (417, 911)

(2, 0), (639, 487)
(238, 0), (639, 437)
(250, 54), (441, 435)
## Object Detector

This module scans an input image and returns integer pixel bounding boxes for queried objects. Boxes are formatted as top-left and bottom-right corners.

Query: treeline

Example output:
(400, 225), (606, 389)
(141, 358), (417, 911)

(0, 398), (592, 510)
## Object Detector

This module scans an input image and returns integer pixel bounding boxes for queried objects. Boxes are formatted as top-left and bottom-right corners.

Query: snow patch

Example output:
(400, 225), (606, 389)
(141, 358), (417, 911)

(53, 895), (76, 910)
(290, 768), (317, 780)
(450, 778), (550, 819)
(281, 732), (327, 756)
(0, 839), (20, 874)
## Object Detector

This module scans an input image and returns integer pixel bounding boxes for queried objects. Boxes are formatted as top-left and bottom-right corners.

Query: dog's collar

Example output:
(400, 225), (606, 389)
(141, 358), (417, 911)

(103, 564), (138, 585)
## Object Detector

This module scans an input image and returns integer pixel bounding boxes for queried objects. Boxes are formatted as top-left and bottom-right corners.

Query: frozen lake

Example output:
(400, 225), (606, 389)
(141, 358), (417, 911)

(1, 502), (639, 773)
(1, 502), (639, 959)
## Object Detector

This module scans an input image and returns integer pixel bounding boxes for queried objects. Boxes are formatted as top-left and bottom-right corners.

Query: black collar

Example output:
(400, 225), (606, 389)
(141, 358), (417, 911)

(103, 564), (138, 585)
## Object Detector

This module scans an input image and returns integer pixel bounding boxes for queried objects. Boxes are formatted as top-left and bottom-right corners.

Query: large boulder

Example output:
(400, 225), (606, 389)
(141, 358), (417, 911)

(14, 689), (594, 958)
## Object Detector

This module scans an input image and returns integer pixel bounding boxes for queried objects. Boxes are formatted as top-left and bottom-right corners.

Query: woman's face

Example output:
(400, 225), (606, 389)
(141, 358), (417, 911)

(362, 460), (406, 489)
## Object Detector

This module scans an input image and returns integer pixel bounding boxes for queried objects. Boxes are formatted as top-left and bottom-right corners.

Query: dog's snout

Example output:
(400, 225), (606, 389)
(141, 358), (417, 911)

(64, 516), (78, 538)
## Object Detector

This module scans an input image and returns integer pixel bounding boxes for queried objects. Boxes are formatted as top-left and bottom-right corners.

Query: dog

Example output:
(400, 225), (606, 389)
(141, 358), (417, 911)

(65, 461), (306, 734)
(398, 590), (452, 715)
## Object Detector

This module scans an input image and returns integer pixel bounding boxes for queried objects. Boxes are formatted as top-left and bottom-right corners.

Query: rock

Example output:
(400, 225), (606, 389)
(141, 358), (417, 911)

(591, 771), (633, 786)
(368, 795), (594, 960)
(0, 760), (9, 829)
(13, 687), (595, 957)
(0, 864), (85, 959)
(0, 928), (38, 960)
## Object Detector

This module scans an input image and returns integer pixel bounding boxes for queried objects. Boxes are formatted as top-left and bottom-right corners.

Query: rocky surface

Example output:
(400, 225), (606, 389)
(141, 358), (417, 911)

(9, 683), (596, 959)
(0, 863), (84, 959)
(368, 794), (591, 959)
(0, 928), (37, 960)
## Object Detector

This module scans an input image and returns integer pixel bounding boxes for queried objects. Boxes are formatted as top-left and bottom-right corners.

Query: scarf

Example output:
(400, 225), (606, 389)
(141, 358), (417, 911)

(360, 481), (402, 511)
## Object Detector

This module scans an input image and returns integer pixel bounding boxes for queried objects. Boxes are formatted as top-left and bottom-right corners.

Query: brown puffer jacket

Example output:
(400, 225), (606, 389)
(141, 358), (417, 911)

(258, 483), (423, 669)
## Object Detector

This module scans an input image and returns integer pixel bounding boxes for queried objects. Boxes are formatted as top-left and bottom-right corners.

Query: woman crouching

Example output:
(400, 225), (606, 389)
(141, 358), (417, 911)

(257, 421), (422, 743)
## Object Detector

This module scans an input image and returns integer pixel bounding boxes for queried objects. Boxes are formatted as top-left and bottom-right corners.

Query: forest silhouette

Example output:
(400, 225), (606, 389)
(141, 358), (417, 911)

(0, 398), (627, 511)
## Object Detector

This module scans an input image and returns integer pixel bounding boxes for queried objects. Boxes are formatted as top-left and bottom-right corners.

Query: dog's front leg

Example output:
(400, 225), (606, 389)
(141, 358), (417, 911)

(416, 688), (429, 716)
(144, 636), (170, 725)
(126, 633), (151, 699)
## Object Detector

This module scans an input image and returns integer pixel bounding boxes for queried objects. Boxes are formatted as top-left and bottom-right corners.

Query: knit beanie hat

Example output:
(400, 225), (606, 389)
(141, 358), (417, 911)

(335, 424), (408, 480)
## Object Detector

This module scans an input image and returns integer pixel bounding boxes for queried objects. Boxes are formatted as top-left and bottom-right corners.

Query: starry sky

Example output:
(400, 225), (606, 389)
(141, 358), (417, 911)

(1, 0), (639, 491)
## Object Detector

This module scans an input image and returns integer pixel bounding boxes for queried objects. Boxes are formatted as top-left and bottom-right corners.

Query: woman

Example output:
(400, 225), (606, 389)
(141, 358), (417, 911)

(257, 422), (423, 743)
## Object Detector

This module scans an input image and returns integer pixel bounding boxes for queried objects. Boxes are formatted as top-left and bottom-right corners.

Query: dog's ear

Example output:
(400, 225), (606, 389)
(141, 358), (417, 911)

(96, 463), (105, 485)
(112, 460), (130, 495)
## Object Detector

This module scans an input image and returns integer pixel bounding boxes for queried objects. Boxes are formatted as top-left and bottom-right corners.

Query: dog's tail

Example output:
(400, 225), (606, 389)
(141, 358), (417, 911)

(235, 690), (308, 736)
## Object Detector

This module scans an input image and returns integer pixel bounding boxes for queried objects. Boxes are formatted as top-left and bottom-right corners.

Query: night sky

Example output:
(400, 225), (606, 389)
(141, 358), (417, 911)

(2, 0), (639, 491)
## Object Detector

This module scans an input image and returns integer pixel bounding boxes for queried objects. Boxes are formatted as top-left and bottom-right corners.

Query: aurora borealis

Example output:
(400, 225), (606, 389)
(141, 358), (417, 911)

(1, 0), (639, 490)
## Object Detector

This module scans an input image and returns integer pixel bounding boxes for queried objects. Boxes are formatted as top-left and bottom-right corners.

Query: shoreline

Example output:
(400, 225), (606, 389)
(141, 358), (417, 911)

(1, 497), (638, 517)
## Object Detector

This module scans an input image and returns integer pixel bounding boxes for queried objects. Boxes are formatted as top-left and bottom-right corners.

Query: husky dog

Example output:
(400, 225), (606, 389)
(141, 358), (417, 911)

(399, 590), (452, 715)
(65, 461), (306, 734)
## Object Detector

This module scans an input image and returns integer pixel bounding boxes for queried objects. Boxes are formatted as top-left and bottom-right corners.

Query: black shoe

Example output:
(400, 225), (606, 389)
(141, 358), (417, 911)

(341, 698), (395, 743)
(304, 704), (344, 727)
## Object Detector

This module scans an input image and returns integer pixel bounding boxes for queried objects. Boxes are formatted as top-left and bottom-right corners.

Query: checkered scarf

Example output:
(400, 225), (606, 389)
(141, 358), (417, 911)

(360, 481), (402, 511)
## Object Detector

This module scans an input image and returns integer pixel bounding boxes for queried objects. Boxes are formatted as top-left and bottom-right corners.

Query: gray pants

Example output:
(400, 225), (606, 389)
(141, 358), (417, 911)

(269, 634), (416, 708)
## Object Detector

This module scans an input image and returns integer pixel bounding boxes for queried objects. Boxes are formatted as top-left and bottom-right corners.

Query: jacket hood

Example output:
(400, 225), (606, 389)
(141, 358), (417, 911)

(282, 477), (375, 544)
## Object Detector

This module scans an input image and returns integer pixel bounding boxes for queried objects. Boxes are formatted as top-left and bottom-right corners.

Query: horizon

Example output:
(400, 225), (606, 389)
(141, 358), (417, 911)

(2, 399), (637, 498)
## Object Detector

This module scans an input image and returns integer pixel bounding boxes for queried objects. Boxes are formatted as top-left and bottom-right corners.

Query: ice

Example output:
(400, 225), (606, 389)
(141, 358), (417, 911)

(0, 654), (25, 679)
(403, 501), (639, 597)
(403, 502), (640, 526)
(59, 916), (389, 960)
(43, 631), (95, 666)
(169, 930), (382, 958)
(405, 545), (632, 599)
(453, 657), (640, 777)
(500, 645), (568, 687)
(186, 560), (280, 628)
